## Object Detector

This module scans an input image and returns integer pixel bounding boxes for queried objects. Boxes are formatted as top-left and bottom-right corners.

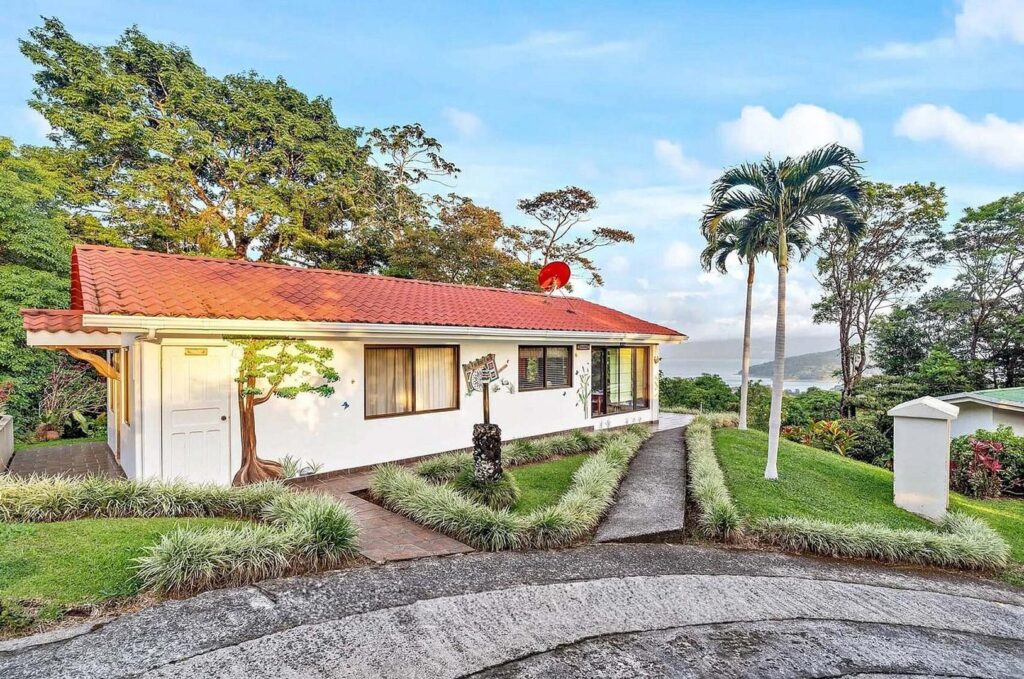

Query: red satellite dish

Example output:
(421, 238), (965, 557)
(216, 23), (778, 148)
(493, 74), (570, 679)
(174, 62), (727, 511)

(538, 261), (571, 291)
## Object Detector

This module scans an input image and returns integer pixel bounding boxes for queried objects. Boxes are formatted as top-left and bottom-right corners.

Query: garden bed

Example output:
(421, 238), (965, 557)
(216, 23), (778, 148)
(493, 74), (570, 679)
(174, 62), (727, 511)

(370, 426), (651, 550)
(0, 475), (359, 634)
(686, 415), (1017, 580)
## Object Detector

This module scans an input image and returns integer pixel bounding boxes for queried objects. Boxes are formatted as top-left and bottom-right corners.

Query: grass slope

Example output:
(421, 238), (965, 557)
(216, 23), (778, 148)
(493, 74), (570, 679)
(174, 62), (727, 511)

(510, 454), (590, 515)
(714, 428), (930, 530)
(715, 427), (1024, 580)
(0, 517), (236, 608)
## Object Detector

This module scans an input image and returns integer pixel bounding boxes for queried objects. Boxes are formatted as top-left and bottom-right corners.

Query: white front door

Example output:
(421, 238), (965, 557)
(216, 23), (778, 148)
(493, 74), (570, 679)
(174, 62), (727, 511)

(162, 345), (232, 484)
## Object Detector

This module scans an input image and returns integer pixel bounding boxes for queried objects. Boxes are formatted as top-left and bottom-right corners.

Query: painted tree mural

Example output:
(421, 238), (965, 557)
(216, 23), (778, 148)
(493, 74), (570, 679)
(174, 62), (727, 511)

(232, 339), (338, 485)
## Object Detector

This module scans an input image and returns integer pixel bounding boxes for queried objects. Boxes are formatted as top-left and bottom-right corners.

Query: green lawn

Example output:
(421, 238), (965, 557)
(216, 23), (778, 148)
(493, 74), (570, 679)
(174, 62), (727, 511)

(714, 427), (1024, 582)
(509, 454), (590, 514)
(13, 435), (106, 452)
(0, 517), (236, 617)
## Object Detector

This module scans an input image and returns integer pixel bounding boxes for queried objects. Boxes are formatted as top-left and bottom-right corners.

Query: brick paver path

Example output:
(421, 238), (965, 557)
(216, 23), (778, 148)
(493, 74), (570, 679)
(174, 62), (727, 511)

(296, 471), (473, 563)
(8, 440), (125, 478)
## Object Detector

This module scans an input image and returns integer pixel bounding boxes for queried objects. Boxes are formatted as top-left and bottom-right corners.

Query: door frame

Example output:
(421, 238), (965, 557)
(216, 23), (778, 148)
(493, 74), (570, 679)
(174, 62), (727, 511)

(160, 340), (235, 482)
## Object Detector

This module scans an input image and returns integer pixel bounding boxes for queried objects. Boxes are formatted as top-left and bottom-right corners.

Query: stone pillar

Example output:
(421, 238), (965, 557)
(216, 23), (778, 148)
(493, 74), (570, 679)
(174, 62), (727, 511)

(887, 396), (959, 521)
(472, 423), (503, 482)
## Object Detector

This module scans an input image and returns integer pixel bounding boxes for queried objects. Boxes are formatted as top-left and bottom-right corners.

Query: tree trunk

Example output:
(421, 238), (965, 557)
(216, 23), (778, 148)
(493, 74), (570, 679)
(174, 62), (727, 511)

(232, 379), (284, 486)
(472, 423), (503, 482)
(739, 259), (755, 430)
(765, 233), (788, 480)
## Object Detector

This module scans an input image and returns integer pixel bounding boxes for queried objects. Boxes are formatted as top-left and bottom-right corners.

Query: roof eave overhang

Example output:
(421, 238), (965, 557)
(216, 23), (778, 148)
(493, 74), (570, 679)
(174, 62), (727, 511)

(941, 393), (1024, 414)
(25, 329), (123, 349)
(81, 313), (687, 344)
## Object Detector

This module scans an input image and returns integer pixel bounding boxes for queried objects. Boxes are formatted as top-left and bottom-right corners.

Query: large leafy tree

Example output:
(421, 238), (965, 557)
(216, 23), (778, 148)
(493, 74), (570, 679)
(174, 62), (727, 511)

(813, 182), (946, 415)
(388, 194), (536, 289)
(0, 138), (76, 435)
(700, 217), (811, 430)
(701, 144), (864, 479)
(21, 18), (379, 263)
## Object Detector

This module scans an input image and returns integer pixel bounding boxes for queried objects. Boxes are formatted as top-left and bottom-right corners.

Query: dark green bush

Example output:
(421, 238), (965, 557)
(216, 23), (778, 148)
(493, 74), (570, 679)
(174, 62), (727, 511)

(658, 373), (738, 412)
(840, 418), (892, 465)
(452, 468), (521, 510)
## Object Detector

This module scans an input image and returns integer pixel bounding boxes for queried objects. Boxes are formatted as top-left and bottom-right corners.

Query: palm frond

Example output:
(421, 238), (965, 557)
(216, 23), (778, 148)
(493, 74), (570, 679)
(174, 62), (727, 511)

(782, 143), (862, 190)
(708, 162), (768, 204)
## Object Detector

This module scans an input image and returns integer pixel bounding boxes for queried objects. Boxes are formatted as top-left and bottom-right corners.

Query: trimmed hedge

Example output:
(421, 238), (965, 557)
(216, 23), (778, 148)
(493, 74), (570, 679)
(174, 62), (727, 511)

(693, 415), (1011, 571)
(685, 413), (741, 539)
(753, 513), (1008, 570)
(370, 425), (651, 550)
(0, 475), (359, 594)
(415, 428), (612, 483)
(0, 474), (288, 522)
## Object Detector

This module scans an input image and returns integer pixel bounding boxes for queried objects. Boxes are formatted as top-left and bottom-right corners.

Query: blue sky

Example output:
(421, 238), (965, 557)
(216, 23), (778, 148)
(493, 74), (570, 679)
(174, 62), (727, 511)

(2, 1), (1023, 360)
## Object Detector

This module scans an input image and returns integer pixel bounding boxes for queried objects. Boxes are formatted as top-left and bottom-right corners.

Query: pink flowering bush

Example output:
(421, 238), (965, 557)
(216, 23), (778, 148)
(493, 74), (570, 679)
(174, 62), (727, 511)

(950, 438), (1004, 499)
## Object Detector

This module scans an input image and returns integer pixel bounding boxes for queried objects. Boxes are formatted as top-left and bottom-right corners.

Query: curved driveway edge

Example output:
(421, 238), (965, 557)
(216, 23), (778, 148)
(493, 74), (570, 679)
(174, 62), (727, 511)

(2, 544), (1023, 678)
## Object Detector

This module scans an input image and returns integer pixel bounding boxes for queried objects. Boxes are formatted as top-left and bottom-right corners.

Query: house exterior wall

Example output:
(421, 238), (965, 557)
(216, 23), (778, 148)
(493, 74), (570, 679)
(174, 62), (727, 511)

(992, 407), (1024, 435)
(129, 334), (661, 482)
(949, 402), (995, 438)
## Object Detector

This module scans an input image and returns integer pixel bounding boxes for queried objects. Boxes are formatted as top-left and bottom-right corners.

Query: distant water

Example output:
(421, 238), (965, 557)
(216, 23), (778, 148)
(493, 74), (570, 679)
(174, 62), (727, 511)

(660, 357), (840, 393)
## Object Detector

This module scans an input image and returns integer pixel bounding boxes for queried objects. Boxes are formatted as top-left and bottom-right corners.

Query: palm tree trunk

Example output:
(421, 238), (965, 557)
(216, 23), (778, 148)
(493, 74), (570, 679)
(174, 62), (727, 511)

(739, 259), (755, 430)
(765, 230), (788, 480)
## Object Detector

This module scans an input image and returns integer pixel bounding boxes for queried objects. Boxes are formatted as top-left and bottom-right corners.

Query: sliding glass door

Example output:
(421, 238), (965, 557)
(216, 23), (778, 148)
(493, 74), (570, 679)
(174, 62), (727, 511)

(591, 346), (650, 417)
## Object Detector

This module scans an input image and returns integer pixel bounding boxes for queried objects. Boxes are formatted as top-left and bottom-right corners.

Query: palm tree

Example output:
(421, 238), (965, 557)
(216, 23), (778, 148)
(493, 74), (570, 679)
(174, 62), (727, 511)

(700, 218), (812, 431)
(701, 144), (864, 479)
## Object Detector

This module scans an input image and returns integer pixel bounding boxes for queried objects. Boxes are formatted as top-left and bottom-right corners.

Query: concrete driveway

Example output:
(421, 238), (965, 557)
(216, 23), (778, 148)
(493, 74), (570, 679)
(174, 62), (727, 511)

(3, 544), (1023, 678)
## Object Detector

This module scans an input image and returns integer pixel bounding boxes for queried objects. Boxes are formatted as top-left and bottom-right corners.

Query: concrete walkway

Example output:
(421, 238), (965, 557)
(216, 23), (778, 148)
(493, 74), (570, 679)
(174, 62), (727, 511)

(293, 471), (473, 563)
(594, 417), (692, 543)
(4, 544), (1022, 678)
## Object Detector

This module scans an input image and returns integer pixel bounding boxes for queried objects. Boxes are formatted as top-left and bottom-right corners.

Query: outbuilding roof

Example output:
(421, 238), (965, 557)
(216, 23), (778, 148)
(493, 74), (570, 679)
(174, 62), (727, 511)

(940, 388), (1024, 412)
(23, 245), (685, 338)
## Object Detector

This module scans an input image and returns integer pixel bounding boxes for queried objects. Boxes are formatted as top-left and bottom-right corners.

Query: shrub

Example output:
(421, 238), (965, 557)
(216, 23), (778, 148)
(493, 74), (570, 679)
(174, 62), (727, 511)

(685, 414), (741, 539)
(840, 418), (892, 466)
(951, 438), (1004, 499)
(136, 491), (358, 594)
(951, 427), (1024, 497)
(753, 512), (1009, 570)
(452, 468), (521, 510)
(809, 420), (857, 456)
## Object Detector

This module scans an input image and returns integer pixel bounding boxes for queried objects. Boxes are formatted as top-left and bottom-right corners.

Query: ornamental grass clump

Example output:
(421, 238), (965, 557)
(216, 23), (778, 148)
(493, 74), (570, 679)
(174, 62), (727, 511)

(0, 474), (288, 522)
(136, 491), (359, 594)
(452, 468), (521, 510)
(686, 415), (741, 539)
(753, 513), (1009, 570)
(371, 426), (651, 550)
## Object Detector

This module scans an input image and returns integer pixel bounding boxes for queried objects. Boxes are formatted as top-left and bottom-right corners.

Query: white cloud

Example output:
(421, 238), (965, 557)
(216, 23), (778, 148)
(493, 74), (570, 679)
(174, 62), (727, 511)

(662, 241), (696, 269)
(598, 186), (707, 230)
(442, 107), (485, 140)
(24, 108), (53, 140)
(606, 255), (630, 274)
(955, 0), (1024, 43)
(863, 0), (1024, 59)
(720, 104), (863, 156)
(895, 104), (1024, 170)
(475, 31), (639, 60)
(653, 139), (704, 180)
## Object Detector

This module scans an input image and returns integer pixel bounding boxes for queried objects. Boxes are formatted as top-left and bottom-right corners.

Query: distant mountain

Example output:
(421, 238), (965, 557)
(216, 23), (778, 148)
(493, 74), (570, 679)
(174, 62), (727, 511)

(746, 348), (840, 381)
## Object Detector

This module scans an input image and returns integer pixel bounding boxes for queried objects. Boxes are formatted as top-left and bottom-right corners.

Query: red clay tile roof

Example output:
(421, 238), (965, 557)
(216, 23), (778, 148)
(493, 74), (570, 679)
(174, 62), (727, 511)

(32, 245), (684, 337)
(21, 309), (107, 334)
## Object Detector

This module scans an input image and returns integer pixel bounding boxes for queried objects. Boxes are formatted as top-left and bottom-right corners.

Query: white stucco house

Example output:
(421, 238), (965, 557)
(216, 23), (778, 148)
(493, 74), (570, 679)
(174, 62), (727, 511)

(22, 245), (685, 485)
(939, 388), (1024, 438)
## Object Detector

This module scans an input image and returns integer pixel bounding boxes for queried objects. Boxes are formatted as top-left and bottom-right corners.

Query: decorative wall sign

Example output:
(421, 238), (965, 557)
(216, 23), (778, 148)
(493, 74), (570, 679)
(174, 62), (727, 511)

(576, 344), (591, 351)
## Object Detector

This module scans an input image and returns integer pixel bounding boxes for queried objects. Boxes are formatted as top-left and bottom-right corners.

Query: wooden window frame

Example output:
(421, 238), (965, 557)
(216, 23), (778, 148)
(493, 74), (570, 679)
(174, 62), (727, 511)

(363, 344), (461, 420)
(517, 345), (574, 392)
(590, 345), (651, 418)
